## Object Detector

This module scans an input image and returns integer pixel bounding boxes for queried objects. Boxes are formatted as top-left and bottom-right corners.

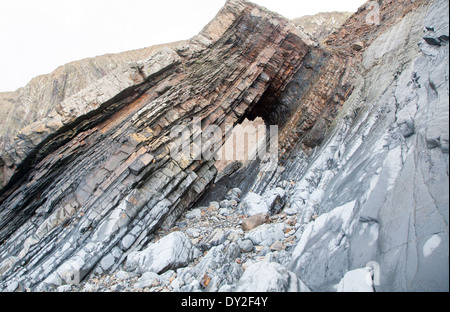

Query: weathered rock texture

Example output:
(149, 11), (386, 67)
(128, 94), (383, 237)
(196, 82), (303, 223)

(0, 42), (183, 155)
(287, 0), (449, 292)
(0, 0), (448, 292)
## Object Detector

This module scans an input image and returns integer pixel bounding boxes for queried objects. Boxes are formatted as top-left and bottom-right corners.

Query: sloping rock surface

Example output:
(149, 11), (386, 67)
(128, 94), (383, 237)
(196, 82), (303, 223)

(0, 42), (183, 155)
(0, 0), (448, 292)
(0, 0), (313, 291)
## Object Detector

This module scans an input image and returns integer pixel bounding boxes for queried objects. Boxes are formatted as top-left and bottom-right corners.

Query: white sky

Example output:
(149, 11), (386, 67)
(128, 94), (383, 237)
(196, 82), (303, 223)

(0, 0), (366, 92)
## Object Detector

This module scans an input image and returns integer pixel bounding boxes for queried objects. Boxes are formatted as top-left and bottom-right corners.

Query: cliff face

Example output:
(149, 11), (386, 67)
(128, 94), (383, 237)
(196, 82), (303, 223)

(0, 0), (313, 290)
(0, 0), (448, 292)
(0, 42), (184, 156)
(288, 0), (449, 291)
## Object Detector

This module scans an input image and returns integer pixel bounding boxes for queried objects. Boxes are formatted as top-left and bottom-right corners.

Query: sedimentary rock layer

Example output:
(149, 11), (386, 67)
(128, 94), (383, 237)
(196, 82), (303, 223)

(0, 0), (312, 290)
(0, 0), (447, 293)
(0, 42), (184, 155)
(292, 12), (352, 42)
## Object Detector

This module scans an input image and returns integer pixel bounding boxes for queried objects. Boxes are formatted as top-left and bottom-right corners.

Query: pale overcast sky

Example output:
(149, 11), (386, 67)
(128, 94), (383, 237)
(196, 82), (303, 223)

(0, 0), (366, 92)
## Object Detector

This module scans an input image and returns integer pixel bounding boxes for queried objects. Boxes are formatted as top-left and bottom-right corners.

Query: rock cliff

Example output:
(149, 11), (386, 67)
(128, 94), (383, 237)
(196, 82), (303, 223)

(0, 0), (448, 292)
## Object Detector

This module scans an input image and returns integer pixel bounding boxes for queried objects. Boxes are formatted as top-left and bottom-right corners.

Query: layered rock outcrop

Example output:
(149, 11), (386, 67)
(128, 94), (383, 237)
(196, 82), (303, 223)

(0, 0), (313, 291)
(287, 0), (449, 292)
(0, 42), (183, 155)
(0, 0), (448, 292)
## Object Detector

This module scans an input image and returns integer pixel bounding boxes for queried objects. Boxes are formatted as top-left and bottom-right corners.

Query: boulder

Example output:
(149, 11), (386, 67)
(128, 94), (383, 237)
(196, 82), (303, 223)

(185, 208), (202, 220)
(234, 262), (310, 292)
(239, 192), (268, 216)
(202, 228), (231, 248)
(126, 232), (201, 274)
(241, 213), (270, 232)
(337, 268), (374, 292)
(239, 188), (287, 216)
(245, 223), (286, 247)
(238, 239), (255, 253)
(178, 243), (242, 292)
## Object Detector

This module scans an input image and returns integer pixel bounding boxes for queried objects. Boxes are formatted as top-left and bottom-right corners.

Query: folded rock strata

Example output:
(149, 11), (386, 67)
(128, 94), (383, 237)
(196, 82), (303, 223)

(0, 42), (184, 155)
(0, 0), (314, 290)
(0, 0), (448, 292)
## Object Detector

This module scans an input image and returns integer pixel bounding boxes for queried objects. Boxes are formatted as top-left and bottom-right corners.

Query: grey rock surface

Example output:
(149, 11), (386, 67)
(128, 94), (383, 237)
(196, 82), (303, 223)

(126, 232), (200, 274)
(245, 223), (287, 248)
(337, 267), (375, 292)
(289, 201), (359, 290)
(0, 0), (447, 294)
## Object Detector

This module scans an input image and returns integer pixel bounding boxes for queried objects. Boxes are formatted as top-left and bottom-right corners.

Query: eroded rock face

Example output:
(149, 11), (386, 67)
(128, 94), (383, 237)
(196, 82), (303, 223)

(0, 0), (448, 293)
(292, 12), (352, 42)
(287, 0), (449, 292)
(0, 0), (313, 291)
(0, 42), (184, 156)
